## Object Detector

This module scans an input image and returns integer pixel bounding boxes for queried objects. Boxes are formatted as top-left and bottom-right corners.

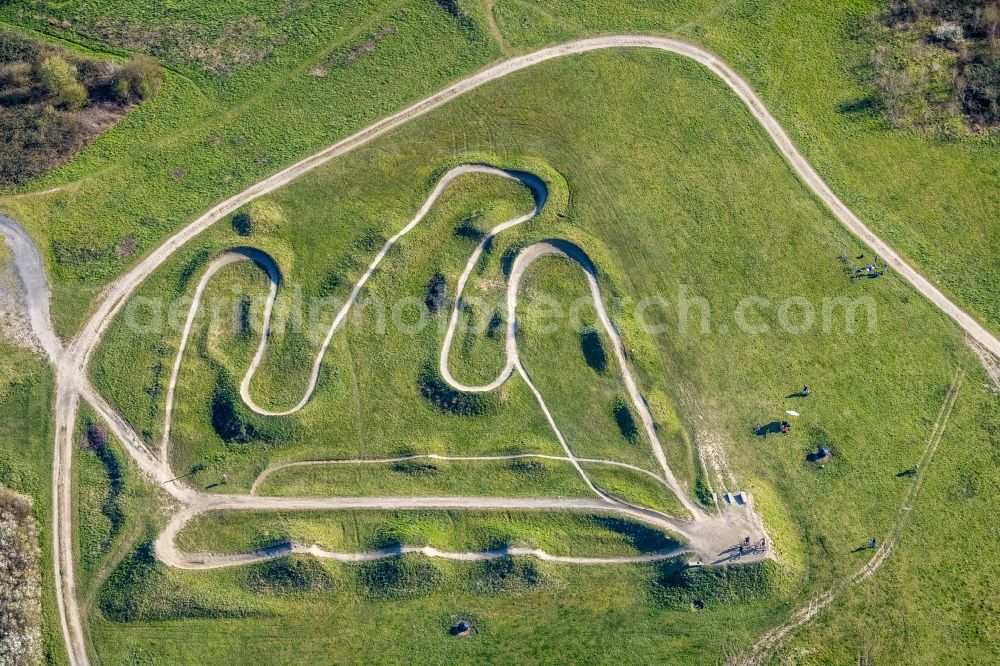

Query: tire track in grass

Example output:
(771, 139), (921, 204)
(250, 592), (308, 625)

(740, 370), (965, 665)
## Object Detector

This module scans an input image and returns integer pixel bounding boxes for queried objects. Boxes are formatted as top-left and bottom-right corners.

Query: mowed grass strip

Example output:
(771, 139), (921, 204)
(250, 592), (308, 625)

(253, 456), (594, 499)
(175, 509), (684, 557)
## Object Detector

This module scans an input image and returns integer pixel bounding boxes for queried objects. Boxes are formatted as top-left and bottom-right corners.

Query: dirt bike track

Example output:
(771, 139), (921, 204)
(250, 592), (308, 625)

(0, 34), (996, 666)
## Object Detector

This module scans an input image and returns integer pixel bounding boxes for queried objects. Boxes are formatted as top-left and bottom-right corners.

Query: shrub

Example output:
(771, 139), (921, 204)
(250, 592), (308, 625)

(86, 422), (109, 450)
(418, 363), (498, 416)
(210, 372), (299, 445)
(110, 76), (130, 103)
(246, 556), (333, 595)
(37, 55), (87, 109)
(391, 460), (438, 476)
(589, 515), (678, 553)
(580, 326), (608, 373)
(211, 379), (256, 444)
(455, 213), (485, 241)
(471, 557), (544, 594)
(117, 55), (163, 101)
(932, 23), (964, 45)
(100, 541), (252, 621)
(425, 271), (447, 313)
(611, 396), (639, 443)
(231, 212), (253, 236)
(0, 488), (42, 665)
(648, 559), (786, 609)
(507, 459), (546, 475)
(486, 311), (503, 338)
(434, 0), (474, 32)
(356, 556), (442, 599)
(93, 439), (125, 542)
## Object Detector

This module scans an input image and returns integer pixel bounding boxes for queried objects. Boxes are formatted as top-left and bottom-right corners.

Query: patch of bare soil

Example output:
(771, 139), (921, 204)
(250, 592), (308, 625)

(346, 25), (396, 67)
(0, 256), (41, 353)
(968, 337), (1000, 391)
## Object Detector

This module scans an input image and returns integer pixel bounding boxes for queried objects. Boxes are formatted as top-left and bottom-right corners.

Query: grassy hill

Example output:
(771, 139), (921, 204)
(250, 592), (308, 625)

(86, 47), (999, 663)
(0, 2), (996, 664)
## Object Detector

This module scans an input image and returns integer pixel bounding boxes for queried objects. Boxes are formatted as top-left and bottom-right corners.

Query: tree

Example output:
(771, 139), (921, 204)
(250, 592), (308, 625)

(86, 422), (109, 450)
(232, 211), (252, 236)
(115, 55), (163, 102)
(37, 55), (87, 109)
(110, 76), (130, 103)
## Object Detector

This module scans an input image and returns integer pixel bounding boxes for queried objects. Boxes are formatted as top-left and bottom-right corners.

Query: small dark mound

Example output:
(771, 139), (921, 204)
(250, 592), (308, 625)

(455, 214), (485, 241)
(231, 212), (252, 236)
(580, 327), (608, 373)
(486, 311), (503, 338)
(318, 271), (342, 297)
(507, 459), (547, 475)
(450, 619), (474, 636)
(590, 516), (678, 554)
(611, 396), (639, 443)
(100, 541), (252, 621)
(425, 271), (447, 313)
(210, 372), (299, 445)
(471, 556), (544, 595)
(434, 0), (475, 32)
(418, 364), (498, 416)
(246, 556), (334, 595)
(357, 556), (442, 600)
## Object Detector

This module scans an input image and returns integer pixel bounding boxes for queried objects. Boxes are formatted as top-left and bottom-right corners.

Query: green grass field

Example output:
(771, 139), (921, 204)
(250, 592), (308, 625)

(83, 44), (998, 663)
(1, 0), (997, 342)
(252, 457), (593, 499)
(0, 1), (997, 664)
(0, 342), (65, 664)
(175, 510), (683, 557)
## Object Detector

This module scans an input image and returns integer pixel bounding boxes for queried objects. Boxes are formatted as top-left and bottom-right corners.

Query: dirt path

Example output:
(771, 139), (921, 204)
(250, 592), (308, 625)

(0, 215), (63, 359)
(740, 370), (965, 665)
(162, 538), (690, 570)
(482, 0), (510, 55)
(65, 36), (999, 374)
(151, 494), (763, 571)
(1, 35), (994, 666)
(155, 163), (743, 552)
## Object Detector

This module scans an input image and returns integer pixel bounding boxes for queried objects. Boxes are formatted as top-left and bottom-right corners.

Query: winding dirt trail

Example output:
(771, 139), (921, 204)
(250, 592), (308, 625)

(162, 539), (690, 570)
(154, 164), (739, 558)
(0, 34), (994, 666)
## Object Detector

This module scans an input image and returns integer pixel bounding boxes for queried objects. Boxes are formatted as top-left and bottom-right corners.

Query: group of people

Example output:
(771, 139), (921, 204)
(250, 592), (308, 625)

(847, 254), (887, 282)
(737, 535), (766, 556)
(752, 384), (810, 437)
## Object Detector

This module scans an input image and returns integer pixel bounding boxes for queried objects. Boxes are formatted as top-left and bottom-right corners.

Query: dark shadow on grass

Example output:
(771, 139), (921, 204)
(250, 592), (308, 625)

(753, 421), (785, 437)
(588, 515), (679, 553)
(838, 96), (879, 116)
